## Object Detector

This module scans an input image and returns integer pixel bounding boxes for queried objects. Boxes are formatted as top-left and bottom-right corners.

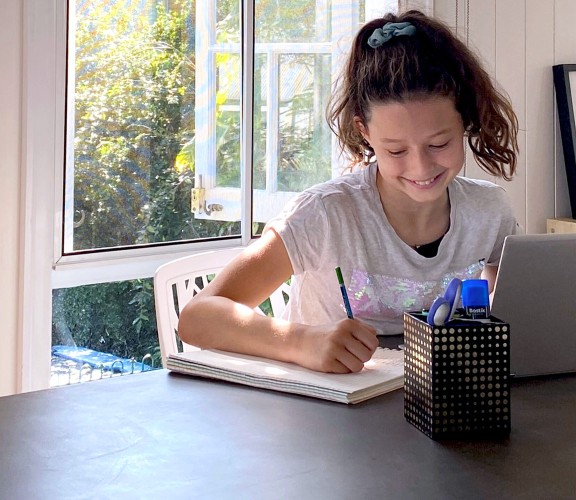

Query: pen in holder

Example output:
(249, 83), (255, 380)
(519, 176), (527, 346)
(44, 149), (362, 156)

(403, 311), (511, 439)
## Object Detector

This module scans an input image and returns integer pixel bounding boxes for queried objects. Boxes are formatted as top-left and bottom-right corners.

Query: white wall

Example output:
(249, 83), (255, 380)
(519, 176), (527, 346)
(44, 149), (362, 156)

(0, 1), (22, 396)
(1, 0), (575, 396)
(436, 0), (573, 232)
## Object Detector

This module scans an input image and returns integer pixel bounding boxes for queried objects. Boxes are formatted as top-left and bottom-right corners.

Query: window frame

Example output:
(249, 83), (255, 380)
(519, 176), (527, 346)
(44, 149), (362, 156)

(56, 0), (261, 280)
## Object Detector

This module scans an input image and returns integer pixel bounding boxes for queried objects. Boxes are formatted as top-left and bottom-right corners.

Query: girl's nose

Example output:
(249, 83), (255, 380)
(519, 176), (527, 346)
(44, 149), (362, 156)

(411, 149), (434, 176)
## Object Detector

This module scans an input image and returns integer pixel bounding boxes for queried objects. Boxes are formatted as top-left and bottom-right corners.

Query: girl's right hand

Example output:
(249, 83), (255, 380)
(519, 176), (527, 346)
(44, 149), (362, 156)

(294, 319), (379, 374)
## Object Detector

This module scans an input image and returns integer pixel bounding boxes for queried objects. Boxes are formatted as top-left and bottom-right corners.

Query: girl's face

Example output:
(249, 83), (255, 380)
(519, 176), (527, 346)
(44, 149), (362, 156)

(356, 96), (465, 205)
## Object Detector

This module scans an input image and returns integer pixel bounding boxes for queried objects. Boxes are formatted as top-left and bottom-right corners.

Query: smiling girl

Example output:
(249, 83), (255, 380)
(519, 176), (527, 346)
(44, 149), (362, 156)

(178, 10), (519, 374)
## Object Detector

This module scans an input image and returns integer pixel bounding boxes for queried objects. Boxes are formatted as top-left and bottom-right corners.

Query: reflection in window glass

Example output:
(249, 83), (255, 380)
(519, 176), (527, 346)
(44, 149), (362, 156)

(277, 53), (332, 192)
(256, 0), (332, 44)
(251, 0), (351, 235)
(253, 52), (269, 191)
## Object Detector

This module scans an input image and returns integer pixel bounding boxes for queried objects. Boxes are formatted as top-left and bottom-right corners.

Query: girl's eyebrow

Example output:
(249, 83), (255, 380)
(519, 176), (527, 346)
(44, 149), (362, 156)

(379, 128), (453, 144)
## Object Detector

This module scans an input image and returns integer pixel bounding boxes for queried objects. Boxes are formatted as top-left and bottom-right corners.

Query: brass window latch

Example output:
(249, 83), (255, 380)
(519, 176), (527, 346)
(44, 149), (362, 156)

(191, 187), (205, 214)
(191, 177), (223, 216)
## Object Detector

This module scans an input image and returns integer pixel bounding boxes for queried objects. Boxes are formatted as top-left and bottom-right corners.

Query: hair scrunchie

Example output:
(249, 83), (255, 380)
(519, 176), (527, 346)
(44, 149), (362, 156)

(367, 22), (416, 48)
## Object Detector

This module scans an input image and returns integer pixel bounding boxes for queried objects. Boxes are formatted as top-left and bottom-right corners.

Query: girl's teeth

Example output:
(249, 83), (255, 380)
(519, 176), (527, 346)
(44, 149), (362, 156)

(413, 176), (436, 186)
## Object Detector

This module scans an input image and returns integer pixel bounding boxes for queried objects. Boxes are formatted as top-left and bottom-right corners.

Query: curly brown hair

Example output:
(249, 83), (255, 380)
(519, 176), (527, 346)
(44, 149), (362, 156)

(326, 10), (518, 180)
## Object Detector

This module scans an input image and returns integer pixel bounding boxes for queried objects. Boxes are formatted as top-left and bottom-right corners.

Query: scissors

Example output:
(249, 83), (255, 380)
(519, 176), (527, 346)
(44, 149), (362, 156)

(426, 277), (462, 326)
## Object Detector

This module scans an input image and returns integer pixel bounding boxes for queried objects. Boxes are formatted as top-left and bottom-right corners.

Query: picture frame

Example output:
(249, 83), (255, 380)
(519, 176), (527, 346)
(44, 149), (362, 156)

(553, 64), (576, 218)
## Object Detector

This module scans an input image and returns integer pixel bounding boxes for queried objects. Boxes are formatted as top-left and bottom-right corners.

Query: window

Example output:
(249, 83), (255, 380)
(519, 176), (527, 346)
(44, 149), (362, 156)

(63, 0), (376, 252)
(65, 0), (241, 253)
(23, 0), (400, 391)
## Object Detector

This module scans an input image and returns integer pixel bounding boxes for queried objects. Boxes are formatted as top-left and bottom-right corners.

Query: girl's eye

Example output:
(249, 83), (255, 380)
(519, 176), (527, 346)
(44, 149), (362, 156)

(388, 150), (406, 157)
(430, 142), (449, 150)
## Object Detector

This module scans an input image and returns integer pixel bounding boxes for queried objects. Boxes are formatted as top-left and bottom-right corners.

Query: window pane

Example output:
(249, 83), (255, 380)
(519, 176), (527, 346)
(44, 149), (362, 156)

(215, 53), (242, 188)
(252, 52), (332, 193)
(277, 53), (332, 191)
(251, 0), (364, 235)
(256, 0), (332, 43)
(51, 279), (160, 386)
(65, 0), (241, 252)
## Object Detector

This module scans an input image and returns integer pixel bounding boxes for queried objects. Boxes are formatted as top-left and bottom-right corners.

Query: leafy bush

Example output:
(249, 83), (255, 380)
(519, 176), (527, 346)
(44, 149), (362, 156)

(52, 279), (161, 367)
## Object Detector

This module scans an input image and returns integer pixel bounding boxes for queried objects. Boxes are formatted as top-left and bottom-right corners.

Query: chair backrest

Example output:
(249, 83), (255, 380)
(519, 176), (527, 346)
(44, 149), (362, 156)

(153, 247), (290, 368)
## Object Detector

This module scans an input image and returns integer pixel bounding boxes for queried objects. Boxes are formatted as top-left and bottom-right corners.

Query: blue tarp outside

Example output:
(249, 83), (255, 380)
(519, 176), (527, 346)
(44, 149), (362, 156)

(52, 345), (152, 374)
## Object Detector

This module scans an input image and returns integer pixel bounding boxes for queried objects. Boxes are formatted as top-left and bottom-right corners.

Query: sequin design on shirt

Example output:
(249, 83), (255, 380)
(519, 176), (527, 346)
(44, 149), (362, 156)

(347, 260), (485, 321)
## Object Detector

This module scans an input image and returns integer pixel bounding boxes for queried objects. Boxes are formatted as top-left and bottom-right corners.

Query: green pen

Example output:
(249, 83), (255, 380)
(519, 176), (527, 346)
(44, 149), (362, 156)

(335, 266), (354, 319)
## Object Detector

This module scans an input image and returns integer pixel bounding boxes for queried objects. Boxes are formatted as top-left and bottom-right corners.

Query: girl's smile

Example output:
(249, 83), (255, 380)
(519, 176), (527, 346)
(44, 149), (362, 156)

(404, 172), (446, 188)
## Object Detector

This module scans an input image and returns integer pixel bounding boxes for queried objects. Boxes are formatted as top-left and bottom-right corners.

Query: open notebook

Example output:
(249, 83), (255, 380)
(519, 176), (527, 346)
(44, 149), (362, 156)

(167, 347), (404, 404)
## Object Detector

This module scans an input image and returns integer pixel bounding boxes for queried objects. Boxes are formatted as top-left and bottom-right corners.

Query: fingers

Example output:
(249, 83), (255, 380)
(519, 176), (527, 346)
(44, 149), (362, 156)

(350, 322), (379, 351)
(344, 337), (375, 364)
(327, 358), (355, 374)
(332, 319), (379, 373)
(335, 349), (366, 373)
(300, 319), (379, 374)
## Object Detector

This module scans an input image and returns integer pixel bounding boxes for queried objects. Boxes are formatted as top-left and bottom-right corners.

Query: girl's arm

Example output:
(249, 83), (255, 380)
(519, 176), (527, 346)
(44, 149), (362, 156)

(177, 230), (378, 373)
(482, 264), (499, 305)
(482, 264), (499, 293)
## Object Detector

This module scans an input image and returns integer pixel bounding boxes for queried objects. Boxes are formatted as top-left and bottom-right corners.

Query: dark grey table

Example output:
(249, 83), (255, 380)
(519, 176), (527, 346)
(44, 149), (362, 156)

(1, 367), (576, 500)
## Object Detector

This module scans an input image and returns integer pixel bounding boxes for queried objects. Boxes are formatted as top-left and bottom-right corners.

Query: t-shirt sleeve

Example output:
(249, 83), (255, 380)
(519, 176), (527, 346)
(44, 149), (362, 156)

(487, 186), (520, 266)
(263, 190), (330, 275)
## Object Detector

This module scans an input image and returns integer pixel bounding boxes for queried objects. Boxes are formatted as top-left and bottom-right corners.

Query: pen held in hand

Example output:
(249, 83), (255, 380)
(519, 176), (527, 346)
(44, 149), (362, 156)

(335, 266), (354, 319)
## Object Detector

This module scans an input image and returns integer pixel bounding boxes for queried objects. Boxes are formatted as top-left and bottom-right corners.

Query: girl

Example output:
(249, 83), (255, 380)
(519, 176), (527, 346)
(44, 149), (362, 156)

(178, 10), (519, 374)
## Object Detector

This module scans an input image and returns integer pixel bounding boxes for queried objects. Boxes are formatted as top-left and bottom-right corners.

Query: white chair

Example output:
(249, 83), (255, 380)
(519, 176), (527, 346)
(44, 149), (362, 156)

(153, 247), (290, 368)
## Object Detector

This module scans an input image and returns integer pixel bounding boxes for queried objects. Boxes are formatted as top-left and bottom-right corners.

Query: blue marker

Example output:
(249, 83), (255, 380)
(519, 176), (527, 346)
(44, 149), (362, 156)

(335, 266), (354, 319)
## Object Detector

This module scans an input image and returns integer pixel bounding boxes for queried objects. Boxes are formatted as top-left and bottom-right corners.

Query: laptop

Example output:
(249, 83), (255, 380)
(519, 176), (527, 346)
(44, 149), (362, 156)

(490, 232), (576, 377)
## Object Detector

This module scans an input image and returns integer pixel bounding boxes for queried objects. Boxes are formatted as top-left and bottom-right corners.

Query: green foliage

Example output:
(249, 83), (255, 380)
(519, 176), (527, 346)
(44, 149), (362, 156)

(52, 279), (161, 367)
(72, 0), (236, 249)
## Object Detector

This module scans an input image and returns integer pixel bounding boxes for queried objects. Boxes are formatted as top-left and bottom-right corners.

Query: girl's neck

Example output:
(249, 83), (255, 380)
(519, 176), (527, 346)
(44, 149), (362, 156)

(376, 173), (451, 248)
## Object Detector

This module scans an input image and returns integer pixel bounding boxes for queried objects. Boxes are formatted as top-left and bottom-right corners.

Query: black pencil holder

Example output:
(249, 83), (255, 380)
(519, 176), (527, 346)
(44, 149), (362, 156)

(403, 312), (511, 439)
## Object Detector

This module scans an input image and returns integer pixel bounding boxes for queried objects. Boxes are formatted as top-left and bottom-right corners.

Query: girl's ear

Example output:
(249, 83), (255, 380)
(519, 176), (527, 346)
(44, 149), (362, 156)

(354, 116), (370, 143)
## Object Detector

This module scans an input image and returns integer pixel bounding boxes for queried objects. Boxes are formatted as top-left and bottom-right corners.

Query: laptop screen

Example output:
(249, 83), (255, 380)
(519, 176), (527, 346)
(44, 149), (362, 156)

(490, 233), (576, 377)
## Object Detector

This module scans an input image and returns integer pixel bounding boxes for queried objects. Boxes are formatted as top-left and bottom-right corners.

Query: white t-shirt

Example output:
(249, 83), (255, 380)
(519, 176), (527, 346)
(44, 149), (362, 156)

(265, 162), (518, 335)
